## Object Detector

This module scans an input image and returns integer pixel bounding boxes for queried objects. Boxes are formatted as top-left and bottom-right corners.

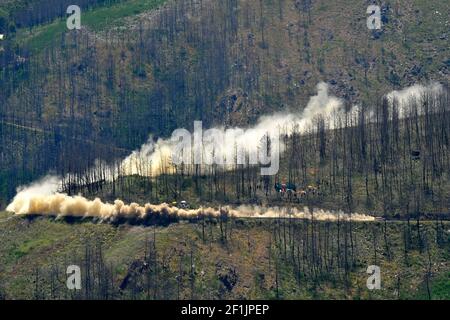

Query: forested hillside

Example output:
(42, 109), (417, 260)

(0, 0), (449, 209)
(0, 0), (449, 302)
(1, 211), (449, 300)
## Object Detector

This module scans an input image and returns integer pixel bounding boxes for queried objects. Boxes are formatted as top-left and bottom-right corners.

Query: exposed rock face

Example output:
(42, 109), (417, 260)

(119, 260), (149, 291)
(216, 261), (239, 293)
(215, 89), (263, 127)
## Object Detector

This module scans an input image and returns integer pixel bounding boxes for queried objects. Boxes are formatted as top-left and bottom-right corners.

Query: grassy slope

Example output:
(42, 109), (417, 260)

(1, 210), (449, 299)
(14, 0), (167, 52)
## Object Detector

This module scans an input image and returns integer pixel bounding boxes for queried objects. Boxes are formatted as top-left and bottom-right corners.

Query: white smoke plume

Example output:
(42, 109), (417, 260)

(121, 82), (346, 176)
(386, 82), (444, 118)
(120, 81), (444, 176)
(6, 175), (61, 214)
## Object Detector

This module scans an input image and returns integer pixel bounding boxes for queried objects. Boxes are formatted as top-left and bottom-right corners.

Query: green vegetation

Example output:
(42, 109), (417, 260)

(0, 212), (449, 299)
(423, 273), (450, 300)
(14, 0), (167, 52)
(1, 0), (449, 300)
(82, 0), (167, 31)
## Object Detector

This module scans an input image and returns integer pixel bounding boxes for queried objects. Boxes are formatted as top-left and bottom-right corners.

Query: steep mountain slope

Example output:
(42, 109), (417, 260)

(0, 0), (449, 302)
(0, 0), (449, 206)
(1, 210), (449, 299)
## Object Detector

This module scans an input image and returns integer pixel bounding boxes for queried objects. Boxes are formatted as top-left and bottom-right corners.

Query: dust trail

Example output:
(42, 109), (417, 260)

(6, 189), (375, 223)
(386, 82), (443, 117)
(121, 82), (345, 176)
(6, 82), (442, 223)
(6, 176), (60, 215)
(119, 82), (444, 176)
